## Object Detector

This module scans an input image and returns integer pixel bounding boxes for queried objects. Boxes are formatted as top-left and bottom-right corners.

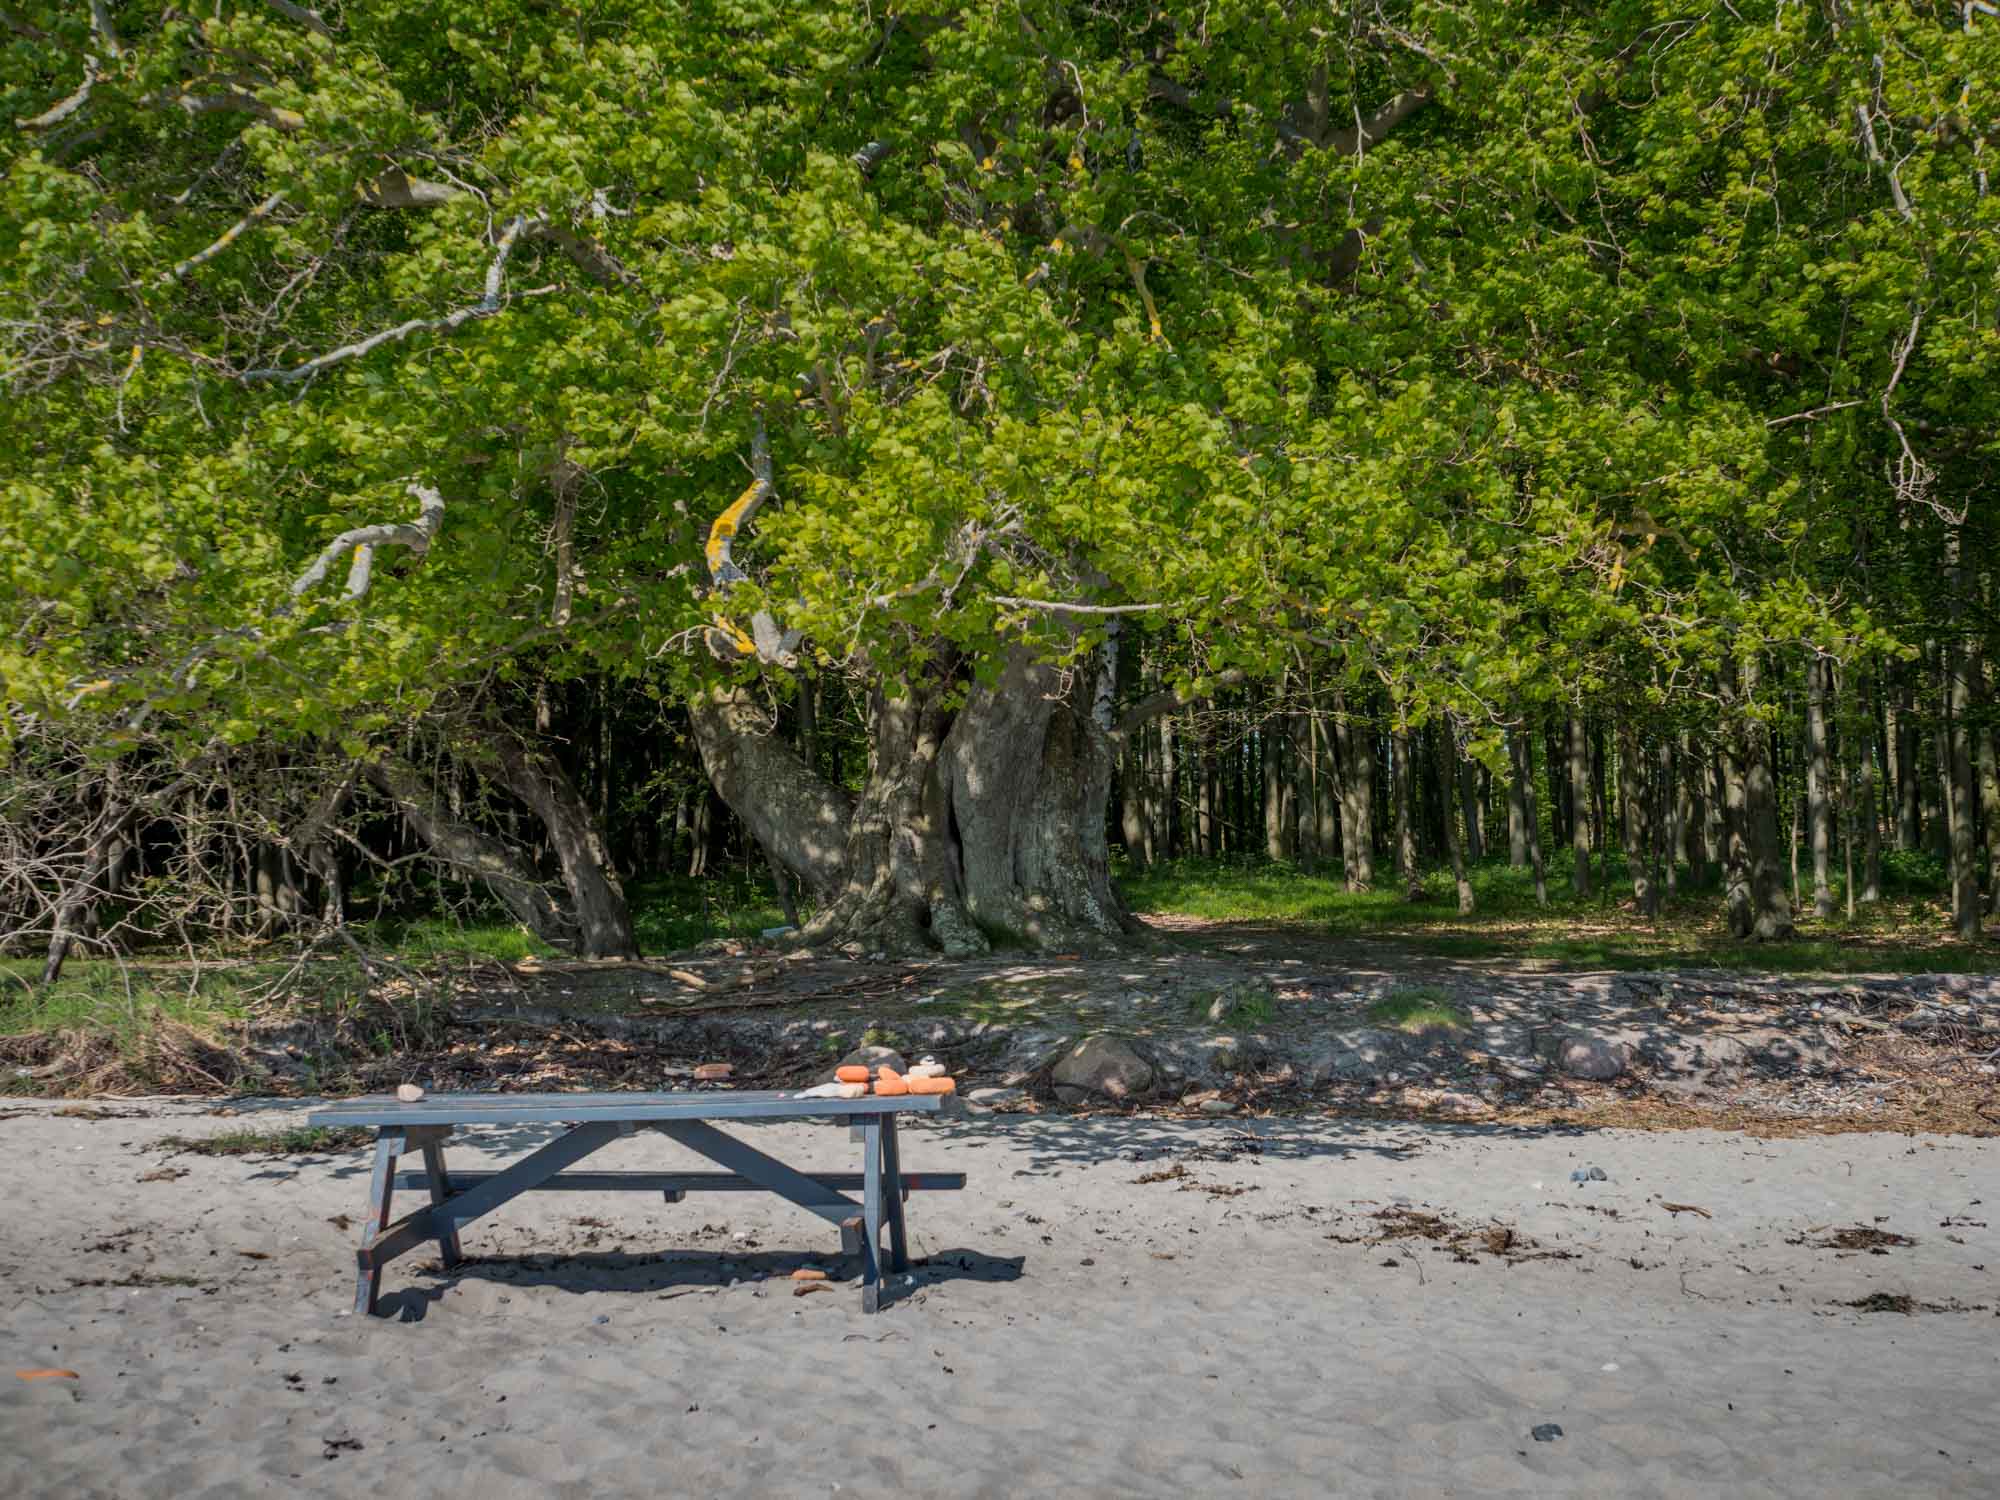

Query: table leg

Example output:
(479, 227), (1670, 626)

(881, 1114), (910, 1273)
(417, 1133), (463, 1268)
(356, 1131), (401, 1316)
(860, 1118), (884, 1313)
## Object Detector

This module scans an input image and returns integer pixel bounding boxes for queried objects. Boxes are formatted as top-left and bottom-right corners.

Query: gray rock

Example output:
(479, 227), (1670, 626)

(967, 1086), (1030, 1112)
(1050, 1034), (1158, 1105)
(1199, 1098), (1234, 1115)
(827, 1044), (906, 1084)
(1549, 1033), (1630, 1081)
(1302, 1028), (1407, 1087)
(1531, 1423), (1563, 1443)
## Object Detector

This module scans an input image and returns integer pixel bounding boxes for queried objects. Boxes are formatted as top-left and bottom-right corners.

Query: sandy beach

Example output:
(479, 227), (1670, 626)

(1, 1100), (1993, 1498)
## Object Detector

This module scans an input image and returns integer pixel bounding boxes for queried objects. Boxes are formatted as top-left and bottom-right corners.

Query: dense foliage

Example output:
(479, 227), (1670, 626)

(3, 1), (1996, 959)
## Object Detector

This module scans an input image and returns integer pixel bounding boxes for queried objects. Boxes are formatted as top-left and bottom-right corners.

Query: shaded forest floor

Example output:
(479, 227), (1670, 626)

(4, 857), (1997, 1133)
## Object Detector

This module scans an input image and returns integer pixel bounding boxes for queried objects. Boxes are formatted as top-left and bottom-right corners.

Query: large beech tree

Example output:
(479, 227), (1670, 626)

(4, 1), (1995, 954)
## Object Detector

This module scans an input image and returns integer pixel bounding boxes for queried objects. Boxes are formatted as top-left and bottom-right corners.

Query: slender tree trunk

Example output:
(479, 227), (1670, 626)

(1859, 672), (1884, 904)
(1806, 652), (1836, 917)
(1660, 738), (1679, 900)
(1722, 725), (1754, 940)
(688, 790), (714, 878)
(1441, 722), (1475, 913)
(1567, 713), (1592, 897)
(1891, 667), (1921, 851)
(1505, 728), (1531, 867)
(1739, 659), (1795, 939)
(1334, 690), (1375, 890)
(1509, 725), (1548, 904)
(1120, 738), (1151, 871)
(1392, 709), (1421, 900)
(1458, 747), (1484, 863)
(1264, 709), (1287, 861)
(1946, 640), (1982, 939)
(1618, 722), (1656, 916)
(1979, 657), (2000, 918)
(1677, 731), (1702, 880)
(1314, 713), (1339, 863)
(1291, 712), (1316, 869)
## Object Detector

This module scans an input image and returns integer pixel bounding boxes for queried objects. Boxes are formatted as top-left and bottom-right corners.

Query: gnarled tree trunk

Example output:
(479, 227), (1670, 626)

(365, 755), (576, 949)
(691, 650), (1140, 957)
(487, 738), (639, 959)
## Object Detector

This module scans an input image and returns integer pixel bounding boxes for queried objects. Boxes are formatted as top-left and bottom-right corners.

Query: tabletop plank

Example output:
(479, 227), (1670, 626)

(307, 1090), (946, 1127)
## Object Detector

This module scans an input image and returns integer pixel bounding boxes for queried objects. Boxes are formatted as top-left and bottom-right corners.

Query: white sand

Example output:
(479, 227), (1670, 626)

(2, 1101), (1994, 1498)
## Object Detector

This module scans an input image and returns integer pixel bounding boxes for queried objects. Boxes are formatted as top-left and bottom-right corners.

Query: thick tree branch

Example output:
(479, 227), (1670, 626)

(173, 91), (306, 130)
(16, 60), (94, 130)
(703, 414), (801, 667)
(1114, 668), (1248, 739)
(88, 0), (119, 56)
(263, 0), (333, 38)
(1326, 87), (1434, 158)
(291, 482), (445, 599)
(360, 168), (463, 208)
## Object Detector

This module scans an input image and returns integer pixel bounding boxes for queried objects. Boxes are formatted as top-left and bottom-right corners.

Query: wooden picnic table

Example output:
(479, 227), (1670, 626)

(308, 1090), (963, 1314)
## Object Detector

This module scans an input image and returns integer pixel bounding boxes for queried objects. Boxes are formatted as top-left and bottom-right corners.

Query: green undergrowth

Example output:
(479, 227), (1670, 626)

(1366, 986), (1471, 1031)
(156, 1125), (374, 1157)
(1122, 851), (1998, 974)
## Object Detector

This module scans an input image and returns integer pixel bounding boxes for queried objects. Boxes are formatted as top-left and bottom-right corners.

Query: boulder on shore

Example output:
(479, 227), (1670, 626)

(1050, 1034), (1157, 1105)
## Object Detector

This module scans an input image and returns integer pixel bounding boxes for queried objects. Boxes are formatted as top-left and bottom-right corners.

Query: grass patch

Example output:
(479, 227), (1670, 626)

(1122, 852), (1997, 974)
(1192, 982), (1277, 1029)
(156, 1125), (374, 1157)
(1366, 987), (1470, 1032)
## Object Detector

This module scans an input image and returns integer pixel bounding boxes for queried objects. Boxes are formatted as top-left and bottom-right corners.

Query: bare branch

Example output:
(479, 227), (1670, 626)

(704, 413), (774, 588)
(173, 92), (306, 130)
(703, 415), (801, 667)
(1855, 63), (1914, 222)
(88, 0), (119, 56)
(549, 456), (579, 627)
(1114, 669), (1249, 739)
(263, 0), (333, 38)
(360, 168), (463, 209)
(1766, 399), (1866, 429)
(291, 482), (446, 599)
(991, 596), (1170, 615)
(237, 215), (529, 383)
(16, 59), (94, 131)
(1326, 87), (1434, 158)
(520, 219), (637, 286)
(160, 191), (286, 284)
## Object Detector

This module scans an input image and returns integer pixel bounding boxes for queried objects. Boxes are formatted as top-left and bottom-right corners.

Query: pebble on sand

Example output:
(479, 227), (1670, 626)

(1531, 1423), (1564, 1442)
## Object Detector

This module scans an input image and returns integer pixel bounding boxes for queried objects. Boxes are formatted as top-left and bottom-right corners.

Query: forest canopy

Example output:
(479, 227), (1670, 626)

(2, 0), (1997, 967)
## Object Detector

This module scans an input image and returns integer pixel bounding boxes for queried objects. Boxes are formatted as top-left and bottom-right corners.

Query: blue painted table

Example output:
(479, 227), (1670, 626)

(308, 1090), (963, 1314)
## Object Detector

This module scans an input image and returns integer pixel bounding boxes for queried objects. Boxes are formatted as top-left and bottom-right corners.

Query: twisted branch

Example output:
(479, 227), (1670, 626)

(290, 482), (446, 599)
